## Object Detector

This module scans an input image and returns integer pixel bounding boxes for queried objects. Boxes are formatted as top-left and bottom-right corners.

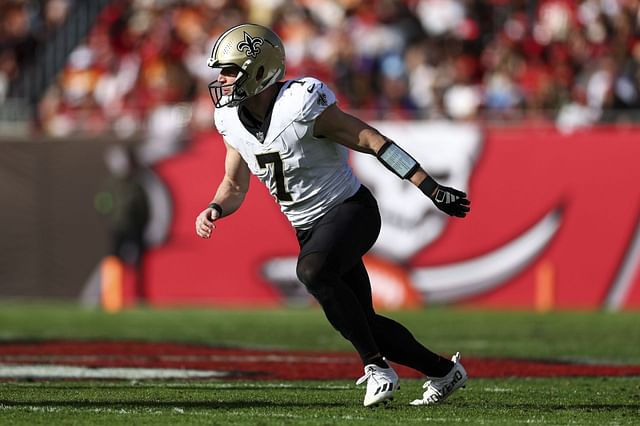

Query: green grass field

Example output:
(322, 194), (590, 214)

(1, 304), (639, 424)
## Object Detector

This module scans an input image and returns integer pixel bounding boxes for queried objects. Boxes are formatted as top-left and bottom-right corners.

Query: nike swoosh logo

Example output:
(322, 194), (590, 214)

(306, 84), (315, 93)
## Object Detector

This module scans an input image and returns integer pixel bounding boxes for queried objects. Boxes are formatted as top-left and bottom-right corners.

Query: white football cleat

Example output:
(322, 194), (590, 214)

(356, 363), (399, 407)
(410, 352), (467, 406)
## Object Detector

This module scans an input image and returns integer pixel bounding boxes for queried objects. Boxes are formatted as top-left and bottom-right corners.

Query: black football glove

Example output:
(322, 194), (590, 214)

(419, 176), (471, 218)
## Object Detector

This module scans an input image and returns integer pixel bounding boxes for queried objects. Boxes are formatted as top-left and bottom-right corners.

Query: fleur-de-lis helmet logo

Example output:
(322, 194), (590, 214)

(237, 31), (264, 58)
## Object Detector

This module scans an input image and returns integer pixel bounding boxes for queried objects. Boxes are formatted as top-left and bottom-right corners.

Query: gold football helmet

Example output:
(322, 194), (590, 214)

(207, 23), (286, 108)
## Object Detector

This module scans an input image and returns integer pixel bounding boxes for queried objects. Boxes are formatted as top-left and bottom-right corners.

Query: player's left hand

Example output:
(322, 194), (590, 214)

(418, 176), (471, 218)
(431, 185), (471, 218)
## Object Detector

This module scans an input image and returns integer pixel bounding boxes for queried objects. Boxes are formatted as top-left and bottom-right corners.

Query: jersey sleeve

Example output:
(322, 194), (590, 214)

(296, 78), (337, 123)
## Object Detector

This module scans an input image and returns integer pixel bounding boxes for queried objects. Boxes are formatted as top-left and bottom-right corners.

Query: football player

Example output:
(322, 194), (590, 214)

(195, 23), (469, 407)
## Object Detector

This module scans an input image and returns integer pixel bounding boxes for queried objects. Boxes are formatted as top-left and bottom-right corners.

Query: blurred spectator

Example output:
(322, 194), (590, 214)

(1, 0), (639, 134)
(613, 40), (640, 115)
(1, 1), (37, 93)
(96, 144), (150, 299)
(416, 0), (465, 37)
(0, 0), (72, 92)
(556, 84), (600, 133)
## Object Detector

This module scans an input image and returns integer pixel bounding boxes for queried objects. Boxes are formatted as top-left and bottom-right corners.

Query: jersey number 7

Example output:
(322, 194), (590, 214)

(256, 152), (292, 202)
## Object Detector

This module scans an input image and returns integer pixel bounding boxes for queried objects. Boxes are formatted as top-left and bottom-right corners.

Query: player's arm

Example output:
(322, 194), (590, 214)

(195, 141), (250, 239)
(314, 104), (470, 218)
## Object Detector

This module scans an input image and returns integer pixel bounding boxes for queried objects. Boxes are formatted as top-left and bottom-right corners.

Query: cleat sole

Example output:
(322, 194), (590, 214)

(366, 395), (394, 408)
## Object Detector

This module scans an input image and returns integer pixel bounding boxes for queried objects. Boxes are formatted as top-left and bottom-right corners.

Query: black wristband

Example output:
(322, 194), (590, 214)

(208, 202), (223, 217)
(418, 176), (439, 198)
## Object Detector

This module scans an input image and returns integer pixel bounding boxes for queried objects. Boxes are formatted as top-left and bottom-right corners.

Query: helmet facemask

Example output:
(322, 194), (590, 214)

(207, 65), (249, 108)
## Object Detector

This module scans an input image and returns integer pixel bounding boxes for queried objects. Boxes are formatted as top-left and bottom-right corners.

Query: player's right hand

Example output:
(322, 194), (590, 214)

(195, 207), (220, 239)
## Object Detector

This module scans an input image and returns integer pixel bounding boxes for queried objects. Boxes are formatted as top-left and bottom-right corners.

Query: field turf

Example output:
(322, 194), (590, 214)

(0, 304), (639, 424)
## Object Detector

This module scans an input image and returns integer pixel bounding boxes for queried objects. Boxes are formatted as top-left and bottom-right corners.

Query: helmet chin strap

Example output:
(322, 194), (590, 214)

(233, 87), (248, 104)
(219, 71), (249, 108)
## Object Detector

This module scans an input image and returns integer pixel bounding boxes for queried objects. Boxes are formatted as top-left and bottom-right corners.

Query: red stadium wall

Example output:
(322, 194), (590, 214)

(144, 125), (640, 310)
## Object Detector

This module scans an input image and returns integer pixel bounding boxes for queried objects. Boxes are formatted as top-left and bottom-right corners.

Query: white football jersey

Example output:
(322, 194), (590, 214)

(214, 77), (361, 229)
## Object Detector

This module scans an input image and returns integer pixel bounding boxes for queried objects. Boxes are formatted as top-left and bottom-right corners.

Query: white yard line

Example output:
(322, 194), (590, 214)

(0, 364), (230, 380)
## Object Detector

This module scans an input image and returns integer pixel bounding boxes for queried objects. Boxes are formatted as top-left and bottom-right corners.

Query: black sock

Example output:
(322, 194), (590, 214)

(363, 355), (389, 369)
(430, 357), (455, 377)
(371, 315), (454, 377)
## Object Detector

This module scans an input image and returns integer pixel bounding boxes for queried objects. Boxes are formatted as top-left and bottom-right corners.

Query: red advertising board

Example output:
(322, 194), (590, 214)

(144, 124), (640, 310)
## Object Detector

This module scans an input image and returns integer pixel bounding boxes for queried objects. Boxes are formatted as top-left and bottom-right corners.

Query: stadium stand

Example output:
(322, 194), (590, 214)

(1, 0), (639, 136)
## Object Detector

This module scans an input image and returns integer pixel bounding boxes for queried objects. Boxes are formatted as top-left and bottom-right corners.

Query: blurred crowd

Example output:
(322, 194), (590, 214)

(0, 0), (70, 101)
(2, 0), (640, 137)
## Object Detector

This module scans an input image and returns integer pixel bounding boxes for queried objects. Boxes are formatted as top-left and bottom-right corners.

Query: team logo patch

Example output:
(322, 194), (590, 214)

(317, 92), (328, 106)
(237, 31), (264, 58)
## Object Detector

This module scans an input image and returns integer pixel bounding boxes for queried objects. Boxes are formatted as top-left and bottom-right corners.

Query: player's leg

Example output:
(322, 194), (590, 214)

(295, 186), (398, 406)
(296, 250), (380, 363)
(341, 254), (467, 405)
(297, 255), (400, 408)
(295, 187), (384, 365)
(341, 260), (454, 376)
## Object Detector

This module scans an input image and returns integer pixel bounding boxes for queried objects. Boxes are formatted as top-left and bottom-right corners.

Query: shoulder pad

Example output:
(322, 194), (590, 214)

(214, 106), (233, 136)
(284, 77), (336, 123)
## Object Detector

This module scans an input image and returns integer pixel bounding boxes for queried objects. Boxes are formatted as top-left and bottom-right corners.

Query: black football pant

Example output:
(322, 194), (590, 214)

(295, 185), (453, 377)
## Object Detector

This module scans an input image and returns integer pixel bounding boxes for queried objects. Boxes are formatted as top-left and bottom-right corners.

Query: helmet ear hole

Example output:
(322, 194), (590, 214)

(256, 66), (265, 81)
